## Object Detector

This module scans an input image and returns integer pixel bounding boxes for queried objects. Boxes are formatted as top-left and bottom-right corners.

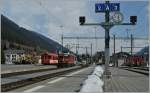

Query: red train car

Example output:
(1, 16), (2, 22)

(125, 56), (144, 66)
(41, 53), (58, 65)
(57, 53), (76, 68)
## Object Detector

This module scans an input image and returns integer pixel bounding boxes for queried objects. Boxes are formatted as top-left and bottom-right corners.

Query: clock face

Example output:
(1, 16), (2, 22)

(112, 12), (123, 24)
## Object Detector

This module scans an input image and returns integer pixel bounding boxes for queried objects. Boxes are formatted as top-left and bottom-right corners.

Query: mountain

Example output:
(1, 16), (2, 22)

(136, 46), (149, 56)
(1, 14), (69, 53)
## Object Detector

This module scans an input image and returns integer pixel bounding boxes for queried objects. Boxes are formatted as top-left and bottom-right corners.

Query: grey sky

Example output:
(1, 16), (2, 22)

(1, 0), (149, 55)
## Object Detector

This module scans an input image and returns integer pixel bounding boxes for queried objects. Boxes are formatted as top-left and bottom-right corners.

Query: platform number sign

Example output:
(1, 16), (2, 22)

(95, 3), (120, 12)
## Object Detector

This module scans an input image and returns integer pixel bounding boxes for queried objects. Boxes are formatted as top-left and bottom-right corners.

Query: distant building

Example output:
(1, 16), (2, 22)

(112, 52), (130, 67)
(4, 49), (25, 64)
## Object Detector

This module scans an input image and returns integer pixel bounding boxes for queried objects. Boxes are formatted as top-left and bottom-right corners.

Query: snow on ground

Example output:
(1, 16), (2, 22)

(80, 65), (104, 93)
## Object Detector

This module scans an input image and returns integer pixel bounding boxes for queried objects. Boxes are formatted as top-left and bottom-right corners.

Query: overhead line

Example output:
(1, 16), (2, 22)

(63, 36), (148, 40)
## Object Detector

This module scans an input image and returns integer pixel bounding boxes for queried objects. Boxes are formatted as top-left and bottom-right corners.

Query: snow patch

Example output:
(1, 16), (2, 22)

(80, 66), (104, 93)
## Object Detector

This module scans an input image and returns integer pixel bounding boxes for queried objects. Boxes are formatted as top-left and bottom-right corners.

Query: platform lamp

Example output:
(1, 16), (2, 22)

(130, 16), (137, 25)
(79, 16), (85, 25)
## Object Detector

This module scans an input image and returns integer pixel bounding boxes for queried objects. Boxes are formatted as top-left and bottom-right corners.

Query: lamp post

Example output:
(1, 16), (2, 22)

(79, 1), (137, 77)
(144, 52), (148, 67)
(94, 27), (98, 53)
(60, 25), (63, 53)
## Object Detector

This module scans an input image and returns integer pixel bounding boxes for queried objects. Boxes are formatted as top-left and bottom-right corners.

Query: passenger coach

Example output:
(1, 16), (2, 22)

(41, 53), (58, 65)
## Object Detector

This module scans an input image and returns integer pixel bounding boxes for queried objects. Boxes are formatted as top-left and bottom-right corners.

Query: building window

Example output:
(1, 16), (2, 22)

(6, 55), (10, 58)
(12, 55), (16, 61)
(6, 55), (10, 61)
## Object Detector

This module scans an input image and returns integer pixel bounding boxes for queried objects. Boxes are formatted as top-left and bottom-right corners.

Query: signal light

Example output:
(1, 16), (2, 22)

(79, 16), (85, 25)
(130, 16), (137, 25)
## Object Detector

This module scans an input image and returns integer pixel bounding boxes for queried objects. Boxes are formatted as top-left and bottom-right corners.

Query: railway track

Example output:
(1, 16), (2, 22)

(1, 66), (86, 92)
(1, 67), (57, 78)
(132, 67), (149, 71)
(119, 67), (149, 76)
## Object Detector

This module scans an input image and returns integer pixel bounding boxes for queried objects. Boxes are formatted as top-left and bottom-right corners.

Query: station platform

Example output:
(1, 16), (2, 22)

(104, 67), (149, 92)
(9, 66), (94, 92)
(1, 64), (57, 74)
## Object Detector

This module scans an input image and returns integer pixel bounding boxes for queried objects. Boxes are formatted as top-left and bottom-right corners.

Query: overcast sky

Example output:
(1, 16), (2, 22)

(0, 0), (149, 55)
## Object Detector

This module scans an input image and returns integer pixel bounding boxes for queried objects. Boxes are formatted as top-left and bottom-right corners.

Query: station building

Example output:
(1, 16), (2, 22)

(4, 49), (25, 64)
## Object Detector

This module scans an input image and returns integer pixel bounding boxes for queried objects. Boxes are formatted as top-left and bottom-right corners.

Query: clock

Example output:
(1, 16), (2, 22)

(112, 12), (124, 24)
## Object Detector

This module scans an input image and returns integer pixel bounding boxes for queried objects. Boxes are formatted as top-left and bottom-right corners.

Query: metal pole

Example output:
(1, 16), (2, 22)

(113, 35), (116, 67)
(144, 53), (146, 66)
(61, 34), (63, 53)
(86, 47), (88, 56)
(114, 35), (116, 55)
(76, 44), (78, 54)
(91, 43), (92, 64)
(131, 34), (133, 56)
(94, 27), (98, 52)
(77, 38), (79, 55)
(121, 46), (122, 52)
(104, 1), (110, 75)
(104, 2), (111, 91)
(120, 46), (123, 59)
(86, 47), (88, 63)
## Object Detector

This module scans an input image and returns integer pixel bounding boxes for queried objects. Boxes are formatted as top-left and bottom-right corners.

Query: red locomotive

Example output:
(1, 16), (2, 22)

(41, 53), (77, 67)
(57, 53), (77, 68)
(41, 53), (58, 65)
(125, 56), (144, 66)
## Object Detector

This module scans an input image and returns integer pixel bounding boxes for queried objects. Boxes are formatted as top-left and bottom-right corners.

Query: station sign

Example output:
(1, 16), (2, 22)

(95, 3), (120, 12)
